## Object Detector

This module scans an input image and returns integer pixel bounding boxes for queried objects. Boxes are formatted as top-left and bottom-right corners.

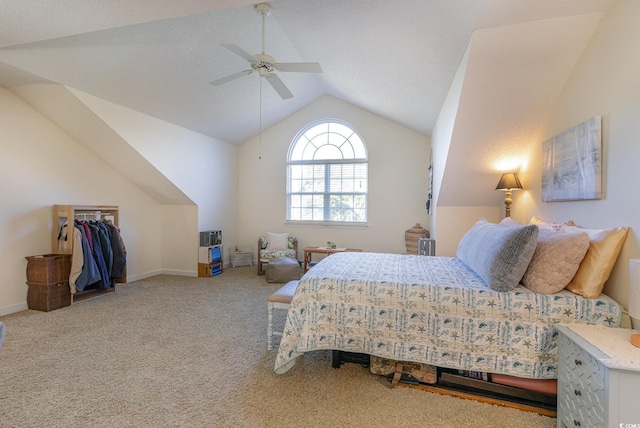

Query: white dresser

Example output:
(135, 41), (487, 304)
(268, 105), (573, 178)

(556, 324), (640, 428)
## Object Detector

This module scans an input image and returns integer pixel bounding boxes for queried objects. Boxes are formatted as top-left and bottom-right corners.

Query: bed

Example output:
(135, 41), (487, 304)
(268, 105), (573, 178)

(274, 219), (627, 381)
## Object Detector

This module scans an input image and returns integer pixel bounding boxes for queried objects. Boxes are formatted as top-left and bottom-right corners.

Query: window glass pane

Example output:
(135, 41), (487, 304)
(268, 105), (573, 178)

(287, 120), (368, 223)
(304, 123), (328, 142)
(315, 144), (343, 160)
(339, 140), (356, 159)
(328, 122), (354, 138)
(301, 141), (317, 160)
(350, 134), (366, 159)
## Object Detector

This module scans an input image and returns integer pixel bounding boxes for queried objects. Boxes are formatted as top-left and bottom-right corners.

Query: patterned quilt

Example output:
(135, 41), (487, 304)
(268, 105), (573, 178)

(274, 252), (622, 378)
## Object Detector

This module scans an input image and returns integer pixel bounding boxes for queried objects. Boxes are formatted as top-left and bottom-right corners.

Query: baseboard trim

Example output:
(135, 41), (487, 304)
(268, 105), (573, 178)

(0, 302), (29, 317)
(160, 269), (197, 277)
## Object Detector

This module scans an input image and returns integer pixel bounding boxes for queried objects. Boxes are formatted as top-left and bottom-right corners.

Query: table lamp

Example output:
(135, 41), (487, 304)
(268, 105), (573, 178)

(495, 173), (523, 218)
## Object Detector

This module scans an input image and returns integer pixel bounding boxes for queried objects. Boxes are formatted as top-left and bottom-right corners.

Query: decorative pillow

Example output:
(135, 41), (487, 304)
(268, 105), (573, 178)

(266, 232), (289, 251)
(563, 225), (629, 298)
(520, 227), (590, 294)
(456, 219), (539, 292)
(529, 216), (572, 231)
(499, 217), (524, 227)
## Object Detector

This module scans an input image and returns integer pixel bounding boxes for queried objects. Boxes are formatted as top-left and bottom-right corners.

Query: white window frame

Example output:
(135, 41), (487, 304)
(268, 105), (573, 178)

(286, 119), (368, 227)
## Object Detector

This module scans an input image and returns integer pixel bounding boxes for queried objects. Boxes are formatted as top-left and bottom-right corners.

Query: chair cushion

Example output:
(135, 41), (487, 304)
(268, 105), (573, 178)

(267, 232), (289, 251)
(260, 248), (296, 260)
(268, 280), (300, 304)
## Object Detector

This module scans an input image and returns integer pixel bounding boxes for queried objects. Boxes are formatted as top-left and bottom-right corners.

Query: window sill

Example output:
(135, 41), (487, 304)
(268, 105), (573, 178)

(284, 220), (368, 229)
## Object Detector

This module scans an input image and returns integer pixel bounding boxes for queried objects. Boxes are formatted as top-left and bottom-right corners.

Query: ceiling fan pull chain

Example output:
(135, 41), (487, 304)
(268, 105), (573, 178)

(259, 77), (263, 160)
(261, 9), (266, 55)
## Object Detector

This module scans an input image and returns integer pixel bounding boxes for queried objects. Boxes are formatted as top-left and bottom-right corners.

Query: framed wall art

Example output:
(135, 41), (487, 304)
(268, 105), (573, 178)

(541, 116), (602, 202)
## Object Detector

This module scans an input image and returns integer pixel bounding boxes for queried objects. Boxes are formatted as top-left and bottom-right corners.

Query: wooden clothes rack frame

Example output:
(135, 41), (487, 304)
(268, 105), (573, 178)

(52, 204), (124, 304)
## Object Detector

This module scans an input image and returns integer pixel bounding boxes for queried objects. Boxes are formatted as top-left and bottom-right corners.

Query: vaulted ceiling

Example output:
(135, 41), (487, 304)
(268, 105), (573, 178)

(0, 0), (616, 206)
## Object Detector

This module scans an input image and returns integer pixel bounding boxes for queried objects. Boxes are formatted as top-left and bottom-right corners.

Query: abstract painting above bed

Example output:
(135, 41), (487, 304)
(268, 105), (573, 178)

(274, 252), (622, 378)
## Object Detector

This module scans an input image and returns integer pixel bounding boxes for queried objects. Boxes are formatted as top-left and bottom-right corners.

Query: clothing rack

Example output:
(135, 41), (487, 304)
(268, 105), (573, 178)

(52, 204), (125, 304)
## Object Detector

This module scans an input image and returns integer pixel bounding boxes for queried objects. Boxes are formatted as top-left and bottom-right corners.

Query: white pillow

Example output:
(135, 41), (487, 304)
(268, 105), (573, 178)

(266, 232), (289, 251)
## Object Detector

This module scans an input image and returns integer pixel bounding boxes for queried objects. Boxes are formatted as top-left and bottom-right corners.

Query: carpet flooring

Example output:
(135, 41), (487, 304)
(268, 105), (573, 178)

(0, 267), (556, 427)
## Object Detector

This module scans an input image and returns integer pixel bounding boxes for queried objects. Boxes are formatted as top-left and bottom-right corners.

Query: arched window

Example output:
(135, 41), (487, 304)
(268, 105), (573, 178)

(286, 120), (368, 225)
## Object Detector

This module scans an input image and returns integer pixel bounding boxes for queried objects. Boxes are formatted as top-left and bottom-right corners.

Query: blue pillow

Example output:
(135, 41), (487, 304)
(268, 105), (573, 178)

(456, 219), (539, 292)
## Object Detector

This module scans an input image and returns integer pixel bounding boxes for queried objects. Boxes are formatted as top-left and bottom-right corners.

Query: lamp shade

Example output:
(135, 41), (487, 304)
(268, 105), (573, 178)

(495, 173), (523, 191)
(630, 259), (640, 329)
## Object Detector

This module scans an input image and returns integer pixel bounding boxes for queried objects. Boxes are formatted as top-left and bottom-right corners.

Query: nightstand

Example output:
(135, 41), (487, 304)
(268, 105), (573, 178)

(556, 324), (640, 428)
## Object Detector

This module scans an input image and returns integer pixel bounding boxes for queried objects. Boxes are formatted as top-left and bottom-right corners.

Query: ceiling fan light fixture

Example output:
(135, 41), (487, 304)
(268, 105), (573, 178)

(254, 2), (272, 16)
(209, 1), (322, 99)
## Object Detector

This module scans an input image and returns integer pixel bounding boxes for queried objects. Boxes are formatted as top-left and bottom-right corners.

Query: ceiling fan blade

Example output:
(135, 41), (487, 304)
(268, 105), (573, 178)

(209, 70), (254, 86)
(276, 62), (323, 73)
(221, 43), (256, 63)
(265, 74), (293, 99)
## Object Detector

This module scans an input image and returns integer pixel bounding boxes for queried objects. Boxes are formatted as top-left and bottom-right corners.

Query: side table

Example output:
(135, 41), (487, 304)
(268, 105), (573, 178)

(556, 324), (640, 428)
(303, 247), (362, 272)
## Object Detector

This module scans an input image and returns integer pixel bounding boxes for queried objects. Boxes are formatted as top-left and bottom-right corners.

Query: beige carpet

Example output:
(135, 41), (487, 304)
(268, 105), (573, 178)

(0, 267), (555, 427)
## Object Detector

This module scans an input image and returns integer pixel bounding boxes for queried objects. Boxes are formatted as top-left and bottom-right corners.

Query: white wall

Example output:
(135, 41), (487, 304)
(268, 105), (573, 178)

(0, 84), (239, 315)
(237, 95), (430, 258)
(67, 89), (239, 267)
(0, 88), (162, 314)
(516, 0), (640, 309)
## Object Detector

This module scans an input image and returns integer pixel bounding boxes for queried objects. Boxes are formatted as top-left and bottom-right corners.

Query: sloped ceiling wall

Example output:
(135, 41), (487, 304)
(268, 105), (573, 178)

(11, 84), (193, 205)
(438, 12), (606, 209)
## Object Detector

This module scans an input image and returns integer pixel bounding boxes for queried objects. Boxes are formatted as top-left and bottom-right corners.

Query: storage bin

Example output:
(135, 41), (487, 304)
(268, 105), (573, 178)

(230, 251), (252, 267)
(26, 281), (71, 312)
(198, 262), (223, 277)
(25, 254), (71, 284)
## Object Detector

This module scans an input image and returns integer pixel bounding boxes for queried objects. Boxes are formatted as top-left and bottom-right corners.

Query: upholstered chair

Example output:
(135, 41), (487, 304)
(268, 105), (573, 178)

(257, 233), (298, 275)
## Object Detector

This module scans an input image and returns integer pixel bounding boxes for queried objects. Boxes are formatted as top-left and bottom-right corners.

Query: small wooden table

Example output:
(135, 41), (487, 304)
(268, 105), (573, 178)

(303, 246), (362, 272)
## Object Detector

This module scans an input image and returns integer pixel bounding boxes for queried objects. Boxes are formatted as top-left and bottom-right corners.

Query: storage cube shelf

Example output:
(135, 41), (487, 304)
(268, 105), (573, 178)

(198, 244), (223, 277)
(198, 262), (223, 277)
(199, 245), (222, 263)
(199, 230), (222, 247)
(197, 228), (223, 277)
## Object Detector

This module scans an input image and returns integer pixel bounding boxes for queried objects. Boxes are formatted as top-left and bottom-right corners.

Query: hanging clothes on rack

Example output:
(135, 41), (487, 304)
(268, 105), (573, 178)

(69, 217), (127, 292)
(104, 220), (126, 279)
(72, 221), (101, 292)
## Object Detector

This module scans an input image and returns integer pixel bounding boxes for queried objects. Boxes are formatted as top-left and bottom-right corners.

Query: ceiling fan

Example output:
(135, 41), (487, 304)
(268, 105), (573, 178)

(210, 2), (322, 100)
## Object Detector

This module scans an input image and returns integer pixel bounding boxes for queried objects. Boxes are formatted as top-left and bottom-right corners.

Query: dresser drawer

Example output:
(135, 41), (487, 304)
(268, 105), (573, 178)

(558, 333), (606, 427)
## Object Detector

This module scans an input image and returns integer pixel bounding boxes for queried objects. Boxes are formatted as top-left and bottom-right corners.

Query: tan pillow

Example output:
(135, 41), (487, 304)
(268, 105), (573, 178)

(521, 227), (590, 294)
(564, 225), (629, 298)
(266, 232), (289, 251)
(529, 216), (572, 231)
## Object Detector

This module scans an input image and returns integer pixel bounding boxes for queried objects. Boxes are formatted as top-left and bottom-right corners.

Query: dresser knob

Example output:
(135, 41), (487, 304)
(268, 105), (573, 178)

(574, 359), (582, 366)
(574, 389), (581, 396)
(573, 420), (581, 426)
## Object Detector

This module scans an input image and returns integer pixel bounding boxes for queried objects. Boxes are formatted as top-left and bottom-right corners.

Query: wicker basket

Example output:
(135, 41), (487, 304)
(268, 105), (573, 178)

(26, 281), (71, 312)
(404, 223), (430, 254)
(25, 254), (71, 284)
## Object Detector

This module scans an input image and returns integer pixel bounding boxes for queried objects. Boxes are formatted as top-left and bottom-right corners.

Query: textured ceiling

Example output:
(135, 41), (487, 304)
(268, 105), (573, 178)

(0, 0), (616, 206)
(0, 0), (506, 144)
